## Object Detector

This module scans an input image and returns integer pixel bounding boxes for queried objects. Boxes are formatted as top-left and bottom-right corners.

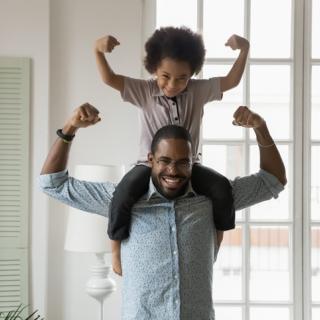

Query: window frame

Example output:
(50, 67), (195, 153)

(143, 0), (317, 319)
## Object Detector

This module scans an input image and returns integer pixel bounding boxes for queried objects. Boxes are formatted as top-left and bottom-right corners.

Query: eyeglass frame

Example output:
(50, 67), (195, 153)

(155, 157), (192, 170)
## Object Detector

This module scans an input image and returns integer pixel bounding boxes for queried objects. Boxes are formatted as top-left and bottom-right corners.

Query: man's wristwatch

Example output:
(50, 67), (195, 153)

(56, 129), (75, 143)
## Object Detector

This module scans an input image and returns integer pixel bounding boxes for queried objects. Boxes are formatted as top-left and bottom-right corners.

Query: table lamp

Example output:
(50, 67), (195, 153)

(64, 164), (125, 320)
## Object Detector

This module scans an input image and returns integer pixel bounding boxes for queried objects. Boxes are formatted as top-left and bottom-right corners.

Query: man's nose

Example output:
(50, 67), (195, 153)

(166, 162), (178, 172)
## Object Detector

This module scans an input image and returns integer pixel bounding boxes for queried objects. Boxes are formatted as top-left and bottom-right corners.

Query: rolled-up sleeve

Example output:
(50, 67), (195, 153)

(231, 169), (285, 211)
(38, 170), (115, 217)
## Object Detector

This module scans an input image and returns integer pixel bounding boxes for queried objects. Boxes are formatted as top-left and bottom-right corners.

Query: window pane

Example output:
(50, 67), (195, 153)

(156, 0), (197, 30)
(312, 227), (320, 302)
(250, 307), (290, 320)
(311, 146), (320, 220)
(249, 145), (290, 220)
(203, 0), (244, 58)
(313, 308), (320, 320)
(202, 145), (245, 179)
(250, 226), (291, 301)
(203, 65), (244, 140)
(312, 0), (320, 58)
(312, 66), (320, 140)
(202, 144), (244, 219)
(250, 0), (292, 58)
(214, 227), (242, 301)
(215, 306), (242, 319)
(250, 65), (291, 140)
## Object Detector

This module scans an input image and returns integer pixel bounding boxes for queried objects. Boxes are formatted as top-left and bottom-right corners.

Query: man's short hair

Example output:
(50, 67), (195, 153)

(151, 125), (192, 154)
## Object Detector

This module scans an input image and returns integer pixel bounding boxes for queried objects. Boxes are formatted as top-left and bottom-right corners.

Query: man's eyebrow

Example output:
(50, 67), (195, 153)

(159, 156), (190, 162)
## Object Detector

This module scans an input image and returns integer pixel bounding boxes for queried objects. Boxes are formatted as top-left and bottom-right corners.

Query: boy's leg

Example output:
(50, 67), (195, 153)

(191, 164), (235, 232)
(111, 240), (122, 276)
(108, 165), (151, 240)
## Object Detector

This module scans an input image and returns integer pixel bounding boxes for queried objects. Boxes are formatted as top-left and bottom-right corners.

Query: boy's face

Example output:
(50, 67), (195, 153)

(155, 58), (192, 97)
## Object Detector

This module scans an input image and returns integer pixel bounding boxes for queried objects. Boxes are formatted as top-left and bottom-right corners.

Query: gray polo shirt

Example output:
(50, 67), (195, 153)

(121, 76), (222, 162)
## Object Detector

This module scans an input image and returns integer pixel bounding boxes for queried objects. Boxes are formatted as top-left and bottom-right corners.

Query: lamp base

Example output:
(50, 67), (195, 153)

(86, 254), (116, 320)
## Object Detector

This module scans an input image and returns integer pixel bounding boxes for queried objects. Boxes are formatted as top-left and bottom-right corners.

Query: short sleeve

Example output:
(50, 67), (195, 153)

(121, 76), (154, 109)
(190, 77), (223, 103)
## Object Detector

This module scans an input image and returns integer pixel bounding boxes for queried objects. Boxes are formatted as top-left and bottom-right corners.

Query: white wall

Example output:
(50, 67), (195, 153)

(49, 1), (142, 319)
(1, 0), (143, 319)
(0, 0), (50, 315)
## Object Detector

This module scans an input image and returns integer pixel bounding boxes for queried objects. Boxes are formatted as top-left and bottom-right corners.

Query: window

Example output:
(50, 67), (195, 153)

(148, 0), (318, 319)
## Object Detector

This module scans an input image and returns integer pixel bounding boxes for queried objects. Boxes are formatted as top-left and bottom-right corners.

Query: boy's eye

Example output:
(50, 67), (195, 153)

(162, 75), (169, 79)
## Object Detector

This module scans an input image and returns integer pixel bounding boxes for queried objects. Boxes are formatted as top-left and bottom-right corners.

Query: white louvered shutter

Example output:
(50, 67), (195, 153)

(0, 57), (30, 314)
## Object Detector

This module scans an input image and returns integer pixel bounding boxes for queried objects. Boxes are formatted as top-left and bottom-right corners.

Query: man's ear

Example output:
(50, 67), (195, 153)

(147, 153), (154, 165)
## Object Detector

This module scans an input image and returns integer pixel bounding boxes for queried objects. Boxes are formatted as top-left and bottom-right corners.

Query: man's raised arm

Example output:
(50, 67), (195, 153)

(233, 106), (287, 186)
(41, 103), (101, 175)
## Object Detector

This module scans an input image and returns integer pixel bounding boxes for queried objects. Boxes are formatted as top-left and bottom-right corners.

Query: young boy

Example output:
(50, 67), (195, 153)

(94, 26), (249, 275)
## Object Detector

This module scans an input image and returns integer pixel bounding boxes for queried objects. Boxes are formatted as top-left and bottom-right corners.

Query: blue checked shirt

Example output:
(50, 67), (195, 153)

(39, 169), (284, 320)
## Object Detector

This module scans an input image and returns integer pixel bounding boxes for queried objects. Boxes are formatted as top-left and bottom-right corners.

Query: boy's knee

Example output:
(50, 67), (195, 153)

(209, 176), (233, 204)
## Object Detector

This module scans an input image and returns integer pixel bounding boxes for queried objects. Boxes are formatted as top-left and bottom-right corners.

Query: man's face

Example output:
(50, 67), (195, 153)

(148, 138), (192, 199)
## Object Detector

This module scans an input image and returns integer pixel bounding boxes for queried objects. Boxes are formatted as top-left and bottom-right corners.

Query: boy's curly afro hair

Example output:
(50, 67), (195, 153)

(144, 26), (205, 75)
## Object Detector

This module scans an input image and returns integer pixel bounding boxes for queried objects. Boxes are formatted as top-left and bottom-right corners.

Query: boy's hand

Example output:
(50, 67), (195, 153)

(225, 34), (249, 51)
(95, 35), (120, 54)
(232, 106), (265, 129)
(64, 103), (101, 132)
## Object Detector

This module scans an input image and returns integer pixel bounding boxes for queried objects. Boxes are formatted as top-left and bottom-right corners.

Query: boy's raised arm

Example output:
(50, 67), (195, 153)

(220, 34), (249, 93)
(94, 35), (125, 92)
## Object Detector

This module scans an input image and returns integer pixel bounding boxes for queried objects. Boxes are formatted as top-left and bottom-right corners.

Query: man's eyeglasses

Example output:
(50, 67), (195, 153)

(155, 157), (192, 170)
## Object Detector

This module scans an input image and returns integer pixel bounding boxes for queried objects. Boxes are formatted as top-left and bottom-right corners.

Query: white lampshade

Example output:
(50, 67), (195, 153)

(64, 164), (125, 253)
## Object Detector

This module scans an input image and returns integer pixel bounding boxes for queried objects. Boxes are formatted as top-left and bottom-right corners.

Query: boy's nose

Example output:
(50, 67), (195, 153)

(168, 80), (178, 88)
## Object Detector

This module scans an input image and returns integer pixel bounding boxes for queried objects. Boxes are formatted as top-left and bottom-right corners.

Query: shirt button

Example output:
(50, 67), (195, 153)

(171, 226), (176, 232)
(175, 300), (179, 304)
(174, 275), (178, 280)
(173, 251), (177, 255)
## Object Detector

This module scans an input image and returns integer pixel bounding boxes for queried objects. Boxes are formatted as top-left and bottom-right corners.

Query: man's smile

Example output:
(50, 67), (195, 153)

(161, 175), (186, 189)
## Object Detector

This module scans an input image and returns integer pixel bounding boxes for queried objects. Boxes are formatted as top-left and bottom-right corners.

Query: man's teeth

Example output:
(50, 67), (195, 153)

(163, 177), (181, 183)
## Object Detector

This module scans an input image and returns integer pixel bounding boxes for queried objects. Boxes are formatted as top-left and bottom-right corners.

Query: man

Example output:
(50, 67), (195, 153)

(39, 103), (286, 320)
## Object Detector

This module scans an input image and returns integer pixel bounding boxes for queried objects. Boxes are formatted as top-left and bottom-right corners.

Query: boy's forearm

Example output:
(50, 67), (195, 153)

(95, 50), (115, 83)
(223, 47), (249, 90)
(94, 50), (124, 92)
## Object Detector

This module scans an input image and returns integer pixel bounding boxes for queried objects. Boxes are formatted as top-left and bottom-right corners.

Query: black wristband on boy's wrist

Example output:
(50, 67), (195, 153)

(56, 129), (75, 143)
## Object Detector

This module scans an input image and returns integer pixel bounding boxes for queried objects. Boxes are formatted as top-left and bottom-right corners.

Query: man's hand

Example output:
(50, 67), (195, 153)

(225, 34), (249, 51)
(41, 103), (101, 175)
(232, 106), (265, 129)
(63, 103), (101, 133)
(95, 35), (120, 54)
